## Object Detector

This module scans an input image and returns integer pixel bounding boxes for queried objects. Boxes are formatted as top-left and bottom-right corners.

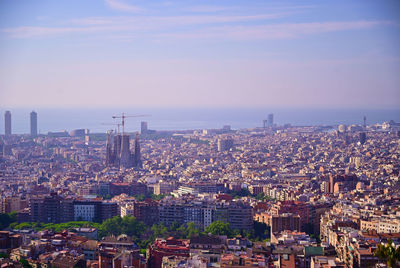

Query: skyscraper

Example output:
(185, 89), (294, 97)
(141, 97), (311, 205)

(30, 111), (37, 137)
(263, 119), (268, 128)
(363, 115), (367, 130)
(141, 121), (148, 134)
(268, 113), (274, 127)
(4, 111), (11, 137)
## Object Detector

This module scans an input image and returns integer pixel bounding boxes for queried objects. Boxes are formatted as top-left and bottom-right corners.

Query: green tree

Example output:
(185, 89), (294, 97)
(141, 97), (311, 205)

(176, 224), (188, 238)
(229, 188), (252, 199)
(186, 222), (200, 238)
(0, 212), (17, 230)
(10, 221), (43, 231)
(134, 194), (146, 201)
(254, 192), (265, 200)
(169, 221), (181, 232)
(150, 194), (165, 201)
(19, 258), (32, 268)
(374, 239), (400, 268)
(121, 216), (146, 237)
(253, 221), (269, 240)
(100, 216), (147, 238)
(0, 253), (9, 258)
(140, 248), (147, 256)
(151, 223), (169, 239)
(204, 221), (233, 237)
(100, 216), (122, 236)
(243, 229), (255, 240)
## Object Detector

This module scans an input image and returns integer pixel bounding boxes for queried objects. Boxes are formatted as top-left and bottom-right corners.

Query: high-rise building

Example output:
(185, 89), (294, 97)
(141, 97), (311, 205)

(141, 121), (148, 134)
(268, 113), (274, 127)
(30, 111), (37, 137)
(30, 193), (118, 223)
(363, 115), (367, 130)
(4, 111), (11, 136)
(159, 199), (185, 227)
(30, 193), (66, 223)
(263, 119), (268, 128)
(0, 196), (27, 213)
(132, 200), (159, 226)
(227, 201), (253, 230)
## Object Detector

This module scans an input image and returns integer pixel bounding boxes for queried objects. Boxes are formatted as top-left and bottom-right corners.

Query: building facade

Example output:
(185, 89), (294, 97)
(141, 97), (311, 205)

(4, 111), (11, 136)
(30, 111), (38, 137)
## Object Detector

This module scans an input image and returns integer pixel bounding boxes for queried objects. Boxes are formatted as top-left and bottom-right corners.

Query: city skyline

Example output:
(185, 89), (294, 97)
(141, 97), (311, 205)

(2, 107), (400, 135)
(1, 0), (399, 109)
(1, 2), (400, 266)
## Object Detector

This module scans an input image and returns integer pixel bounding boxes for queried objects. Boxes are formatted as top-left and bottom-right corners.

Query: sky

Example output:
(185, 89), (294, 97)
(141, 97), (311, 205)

(0, 0), (399, 109)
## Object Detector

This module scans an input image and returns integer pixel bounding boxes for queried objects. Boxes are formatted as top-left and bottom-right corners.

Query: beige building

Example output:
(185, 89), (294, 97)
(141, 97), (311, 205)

(0, 197), (27, 213)
(360, 218), (400, 233)
(120, 204), (134, 217)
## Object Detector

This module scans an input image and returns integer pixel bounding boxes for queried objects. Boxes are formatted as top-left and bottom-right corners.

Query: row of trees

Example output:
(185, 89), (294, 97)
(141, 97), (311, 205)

(7, 217), (400, 267)
(10, 221), (101, 232)
(10, 216), (269, 251)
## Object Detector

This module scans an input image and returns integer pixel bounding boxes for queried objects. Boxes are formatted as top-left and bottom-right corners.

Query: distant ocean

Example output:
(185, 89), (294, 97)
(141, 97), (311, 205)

(0, 108), (399, 134)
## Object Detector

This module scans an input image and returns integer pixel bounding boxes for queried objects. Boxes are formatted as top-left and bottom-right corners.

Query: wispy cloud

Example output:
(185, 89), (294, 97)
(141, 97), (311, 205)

(2, 14), (395, 40)
(183, 5), (237, 13)
(160, 20), (395, 40)
(2, 26), (87, 38)
(68, 13), (289, 27)
(104, 0), (143, 13)
(2, 13), (293, 38)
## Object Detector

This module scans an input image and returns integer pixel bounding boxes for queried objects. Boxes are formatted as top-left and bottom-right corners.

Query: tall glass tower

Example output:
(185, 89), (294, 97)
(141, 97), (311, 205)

(30, 111), (38, 137)
(4, 111), (11, 136)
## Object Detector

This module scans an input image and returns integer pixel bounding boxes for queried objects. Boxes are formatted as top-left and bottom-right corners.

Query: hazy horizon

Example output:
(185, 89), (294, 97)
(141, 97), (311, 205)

(1, 107), (399, 134)
(1, 0), (400, 109)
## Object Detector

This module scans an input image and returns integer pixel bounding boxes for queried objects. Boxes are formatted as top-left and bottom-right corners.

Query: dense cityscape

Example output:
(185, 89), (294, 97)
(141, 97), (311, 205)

(1, 0), (400, 267)
(1, 110), (399, 268)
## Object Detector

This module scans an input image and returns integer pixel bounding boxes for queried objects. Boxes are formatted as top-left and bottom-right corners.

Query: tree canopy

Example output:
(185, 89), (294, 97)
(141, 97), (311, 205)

(100, 216), (147, 238)
(204, 221), (233, 237)
(374, 239), (400, 268)
(0, 212), (17, 230)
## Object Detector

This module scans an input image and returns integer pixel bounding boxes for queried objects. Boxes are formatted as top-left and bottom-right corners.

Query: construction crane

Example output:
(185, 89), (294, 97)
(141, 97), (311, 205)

(111, 113), (150, 135)
(101, 122), (121, 134)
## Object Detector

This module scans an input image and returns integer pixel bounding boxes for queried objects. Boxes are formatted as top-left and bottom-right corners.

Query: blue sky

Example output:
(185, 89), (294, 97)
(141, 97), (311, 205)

(0, 0), (399, 109)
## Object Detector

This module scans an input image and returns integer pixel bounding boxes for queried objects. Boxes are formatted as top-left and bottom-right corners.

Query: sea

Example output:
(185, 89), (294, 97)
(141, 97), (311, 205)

(0, 108), (399, 134)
